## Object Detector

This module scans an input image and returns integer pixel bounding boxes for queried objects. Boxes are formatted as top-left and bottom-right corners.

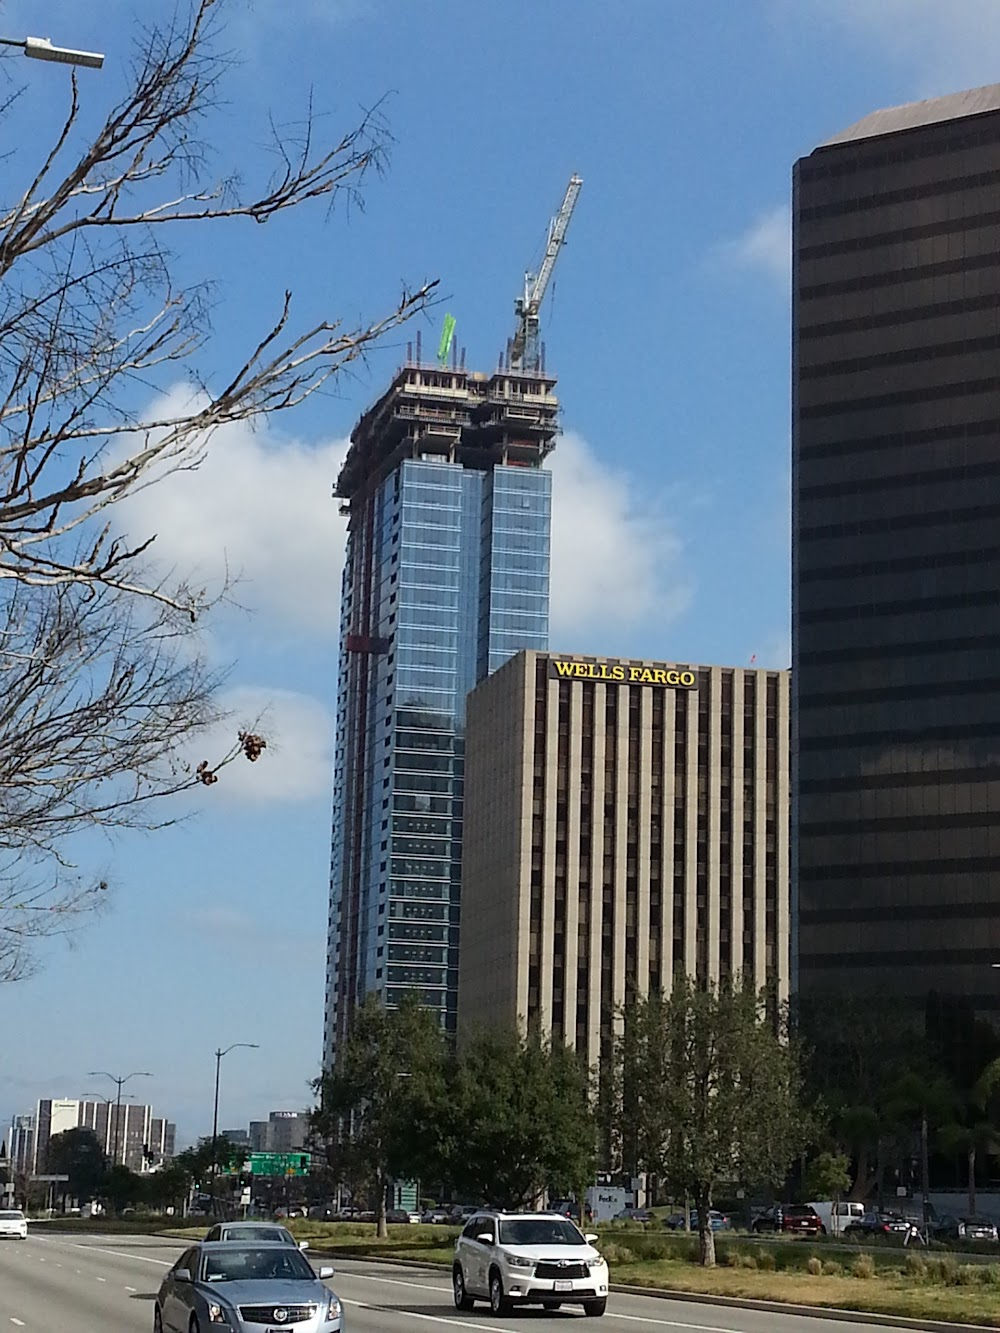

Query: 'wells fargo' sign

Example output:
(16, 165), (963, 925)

(548, 658), (698, 688)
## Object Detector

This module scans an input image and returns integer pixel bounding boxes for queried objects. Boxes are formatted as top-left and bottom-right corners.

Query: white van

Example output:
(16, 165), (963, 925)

(809, 1200), (865, 1236)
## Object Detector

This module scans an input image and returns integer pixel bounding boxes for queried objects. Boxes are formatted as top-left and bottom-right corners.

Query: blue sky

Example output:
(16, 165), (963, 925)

(3, 0), (998, 1148)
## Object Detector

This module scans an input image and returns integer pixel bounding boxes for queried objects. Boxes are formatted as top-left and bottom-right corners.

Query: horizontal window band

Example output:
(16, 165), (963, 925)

(799, 765), (1000, 795)
(799, 854), (1000, 881)
(800, 810), (1000, 836)
(800, 901), (1000, 925)
(798, 588), (1000, 623)
(799, 375), (1000, 422)
(797, 633), (1000, 665)
(798, 249), (1000, 301)
(800, 675), (1000, 707)
(798, 721), (1000, 750)
(798, 544), (1000, 582)
(801, 461), (1000, 502)
(800, 946), (1000, 969)
(799, 499), (1000, 541)
(798, 293), (1000, 343)
(798, 163), (1000, 224)
(798, 415), (1000, 463)
(799, 205), (1000, 263)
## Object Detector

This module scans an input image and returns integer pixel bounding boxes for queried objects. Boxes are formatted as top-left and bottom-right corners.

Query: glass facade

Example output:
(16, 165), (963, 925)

(325, 365), (554, 1066)
(793, 103), (1000, 1024)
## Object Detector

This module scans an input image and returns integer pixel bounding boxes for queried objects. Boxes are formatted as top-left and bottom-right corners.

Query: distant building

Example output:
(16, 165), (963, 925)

(458, 650), (791, 1072)
(6, 1115), (35, 1175)
(32, 1099), (175, 1174)
(242, 1111), (309, 1154)
(220, 1128), (250, 1147)
(248, 1121), (269, 1153)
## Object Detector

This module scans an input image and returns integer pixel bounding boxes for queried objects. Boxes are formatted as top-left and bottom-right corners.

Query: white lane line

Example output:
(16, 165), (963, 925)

(10, 1320), (25, 1327)
(39, 1239), (171, 1268)
(126, 1285), (138, 1293)
(95, 1276), (106, 1282)
(613, 1316), (748, 1331)
(343, 1299), (521, 1332)
(339, 1272), (450, 1293)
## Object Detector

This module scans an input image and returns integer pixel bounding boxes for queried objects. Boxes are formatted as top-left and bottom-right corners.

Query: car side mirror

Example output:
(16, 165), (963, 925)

(584, 1233), (599, 1243)
(298, 1241), (310, 1251)
(476, 1232), (493, 1244)
(318, 1265), (335, 1280)
(174, 1268), (192, 1284)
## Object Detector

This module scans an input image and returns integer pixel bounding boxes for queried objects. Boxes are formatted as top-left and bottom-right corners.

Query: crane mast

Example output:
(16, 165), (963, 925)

(509, 173), (582, 374)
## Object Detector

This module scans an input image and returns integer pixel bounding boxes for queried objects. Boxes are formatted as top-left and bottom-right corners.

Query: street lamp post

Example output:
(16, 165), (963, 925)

(210, 1044), (258, 1210)
(86, 1072), (151, 1166)
(0, 34), (104, 69)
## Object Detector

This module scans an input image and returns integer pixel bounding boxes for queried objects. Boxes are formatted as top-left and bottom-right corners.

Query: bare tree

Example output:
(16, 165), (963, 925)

(0, 0), (434, 976)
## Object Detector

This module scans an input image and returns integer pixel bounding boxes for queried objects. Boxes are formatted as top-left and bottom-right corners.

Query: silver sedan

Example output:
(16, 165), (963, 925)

(154, 1241), (342, 1333)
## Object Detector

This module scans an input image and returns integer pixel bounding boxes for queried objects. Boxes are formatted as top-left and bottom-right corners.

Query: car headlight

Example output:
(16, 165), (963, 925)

(502, 1252), (535, 1269)
(958, 1224), (967, 1237)
(207, 1304), (229, 1325)
(326, 1293), (342, 1320)
(587, 1255), (606, 1269)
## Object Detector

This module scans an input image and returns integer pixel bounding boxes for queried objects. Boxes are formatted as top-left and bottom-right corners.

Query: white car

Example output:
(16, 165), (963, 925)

(453, 1210), (608, 1316)
(0, 1210), (28, 1239)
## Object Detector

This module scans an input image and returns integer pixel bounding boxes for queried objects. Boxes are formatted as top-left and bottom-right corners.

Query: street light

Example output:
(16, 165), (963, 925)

(0, 34), (104, 69)
(211, 1044), (259, 1206)
(86, 1072), (151, 1164)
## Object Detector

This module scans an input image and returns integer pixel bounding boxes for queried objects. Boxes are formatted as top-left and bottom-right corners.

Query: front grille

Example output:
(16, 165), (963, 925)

(534, 1262), (588, 1280)
(237, 1304), (317, 1325)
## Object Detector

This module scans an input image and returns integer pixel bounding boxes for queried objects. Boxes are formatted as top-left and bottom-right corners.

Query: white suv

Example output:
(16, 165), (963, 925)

(453, 1210), (608, 1317)
(0, 1210), (28, 1240)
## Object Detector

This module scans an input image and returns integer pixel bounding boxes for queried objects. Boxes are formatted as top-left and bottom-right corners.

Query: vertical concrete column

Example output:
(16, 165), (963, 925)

(706, 667), (722, 984)
(563, 682), (584, 1036)
(612, 687), (630, 1016)
(587, 685), (607, 1072)
(636, 685), (654, 996)
(776, 674), (791, 1004)
(660, 688), (677, 986)
(730, 670), (746, 980)
(753, 670), (768, 986)
(684, 687), (699, 976)
(539, 676), (560, 1034)
(516, 656), (536, 1021)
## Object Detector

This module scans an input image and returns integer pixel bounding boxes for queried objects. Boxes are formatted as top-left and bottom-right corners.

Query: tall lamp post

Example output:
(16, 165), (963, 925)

(86, 1071), (151, 1166)
(211, 1044), (258, 1208)
(0, 34), (104, 68)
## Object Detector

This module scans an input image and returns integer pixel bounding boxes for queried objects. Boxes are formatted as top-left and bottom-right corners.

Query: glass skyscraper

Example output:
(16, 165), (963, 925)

(324, 361), (557, 1067)
(793, 84), (1000, 1031)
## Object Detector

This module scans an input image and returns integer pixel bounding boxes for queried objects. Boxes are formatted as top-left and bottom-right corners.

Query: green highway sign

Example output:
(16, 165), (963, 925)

(249, 1152), (310, 1177)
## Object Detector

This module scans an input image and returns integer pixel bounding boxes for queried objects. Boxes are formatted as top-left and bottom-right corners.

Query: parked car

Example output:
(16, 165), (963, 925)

(452, 1209), (608, 1317)
(204, 1221), (308, 1251)
(751, 1205), (824, 1237)
(664, 1210), (730, 1232)
(421, 1208), (453, 1224)
(844, 1211), (916, 1240)
(613, 1207), (652, 1223)
(809, 1200), (865, 1236)
(154, 1241), (341, 1333)
(932, 1215), (999, 1243)
(0, 1210), (27, 1240)
(385, 1208), (420, 1224)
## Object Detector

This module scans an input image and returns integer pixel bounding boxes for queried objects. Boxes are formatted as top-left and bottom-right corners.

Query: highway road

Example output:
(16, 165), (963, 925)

(0, 1230), (933, 1333)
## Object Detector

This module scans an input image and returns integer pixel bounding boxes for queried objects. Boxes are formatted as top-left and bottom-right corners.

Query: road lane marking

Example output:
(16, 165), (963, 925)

(339, 1273), (450, 1293)
(96, 1276), (106, 1282)
(613, 1316), (747, 1331)
(343, 1299), (522, 1332)
(10, 1320), (25, 1327)
(126, 1285), (137, 1293)
(39, 1239), (171, 1267)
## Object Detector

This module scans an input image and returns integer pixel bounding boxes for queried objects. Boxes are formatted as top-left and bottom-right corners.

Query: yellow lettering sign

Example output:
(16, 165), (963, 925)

(547, 658), (699, 689)
(553, 660), (575, 677)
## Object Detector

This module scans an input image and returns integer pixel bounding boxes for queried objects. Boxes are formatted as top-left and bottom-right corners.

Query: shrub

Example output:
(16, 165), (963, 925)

(903, 1253), (927, 1280)
(600, 1243), (636, 1266)
(806, 1256), (823, 1276)
(822, 1260), (843, 1276)
(925, 1256), (959, 1286)
(851, 1254), (876, 1280)
(982, 1264), (1000, 1287)
(957, 1265), (982, 1287)
(756, 1251), (776, 1272)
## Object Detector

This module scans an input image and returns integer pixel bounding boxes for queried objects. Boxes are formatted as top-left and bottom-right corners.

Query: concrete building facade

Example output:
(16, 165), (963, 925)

(458, 650), (791, 1070)
(793, 84), (1000, 1024)
(32, 1099), (175, 1175)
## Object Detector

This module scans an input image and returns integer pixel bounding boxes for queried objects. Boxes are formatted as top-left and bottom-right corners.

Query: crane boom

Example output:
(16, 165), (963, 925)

(510, 173), (582, 373)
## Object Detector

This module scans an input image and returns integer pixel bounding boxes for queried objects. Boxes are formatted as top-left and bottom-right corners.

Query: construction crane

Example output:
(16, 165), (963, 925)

(509, 173), (582, 374)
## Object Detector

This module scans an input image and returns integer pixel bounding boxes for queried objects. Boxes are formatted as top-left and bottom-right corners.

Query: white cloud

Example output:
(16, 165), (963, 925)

(716, 206), (791, 288)
(547, 432), (691, 645)
(191, 685), (332, 805)
(112, 386), (348, 640)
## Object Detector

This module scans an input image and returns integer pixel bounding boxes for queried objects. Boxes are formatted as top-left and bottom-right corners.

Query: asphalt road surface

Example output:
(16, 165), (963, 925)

(0, 1230), (932, 1333)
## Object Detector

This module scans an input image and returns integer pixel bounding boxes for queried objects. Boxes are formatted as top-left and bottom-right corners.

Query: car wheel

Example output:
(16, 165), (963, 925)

(489, 1268), (511, 1316)
(153, 1307), (163, 1333)
(584, 1298), (607, 1316)
(453, 1265), (474, 1311)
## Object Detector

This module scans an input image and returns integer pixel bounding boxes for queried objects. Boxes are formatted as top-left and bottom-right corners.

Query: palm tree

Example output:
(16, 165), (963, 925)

(939, 1057), (1000, 1216)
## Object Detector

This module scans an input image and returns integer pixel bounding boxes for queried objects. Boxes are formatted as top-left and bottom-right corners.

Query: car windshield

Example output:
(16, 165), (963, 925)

(222, 1227), (290, 1243)
(202, 1247), (314, 1283)
(785, 1207), (815, 1217)
(498, 1219), (585, 1246)
(0, 1211), (24, 1220)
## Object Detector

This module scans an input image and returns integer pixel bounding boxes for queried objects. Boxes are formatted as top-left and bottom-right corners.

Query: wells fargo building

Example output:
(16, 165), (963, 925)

(457, 650), (790, 1069)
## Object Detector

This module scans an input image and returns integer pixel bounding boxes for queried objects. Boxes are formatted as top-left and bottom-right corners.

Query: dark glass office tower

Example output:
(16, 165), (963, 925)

(793, 86), (1000, 1025)
(323, 362), (555, 1068)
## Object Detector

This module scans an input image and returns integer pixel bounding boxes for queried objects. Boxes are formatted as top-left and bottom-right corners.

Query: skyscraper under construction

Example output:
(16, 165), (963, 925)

(323, 179), (581, 1067)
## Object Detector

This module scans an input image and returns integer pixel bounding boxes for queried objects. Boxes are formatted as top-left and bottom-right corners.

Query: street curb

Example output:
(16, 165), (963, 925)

(313, 1254), (1000, 1331)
